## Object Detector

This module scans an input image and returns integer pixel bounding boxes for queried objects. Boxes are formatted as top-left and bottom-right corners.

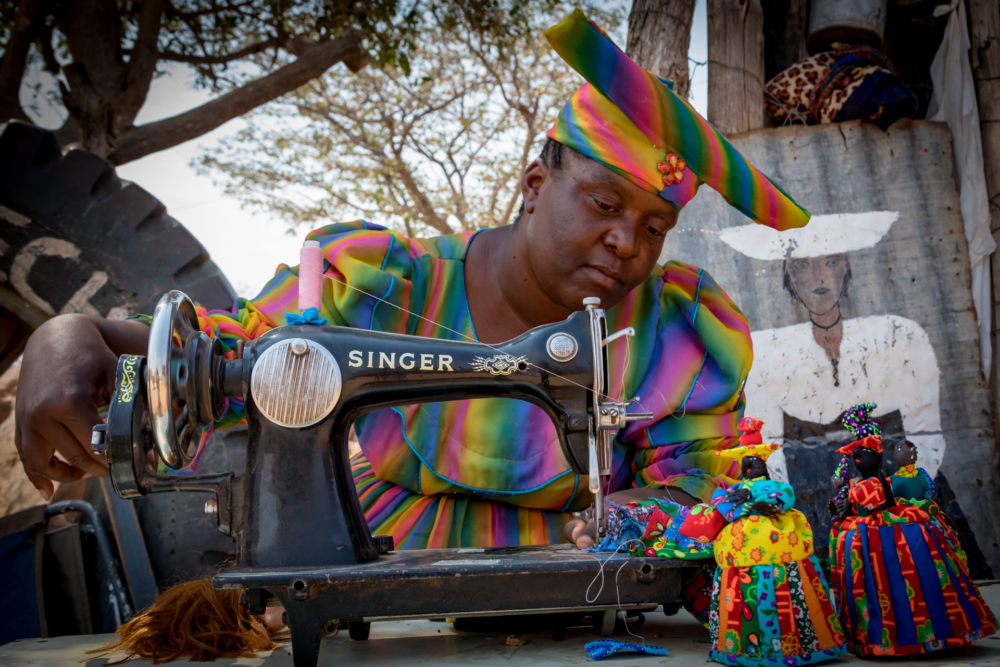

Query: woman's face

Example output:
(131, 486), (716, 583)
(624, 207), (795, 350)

(518, 152), (678, 313)
(786, 254), (848, 315)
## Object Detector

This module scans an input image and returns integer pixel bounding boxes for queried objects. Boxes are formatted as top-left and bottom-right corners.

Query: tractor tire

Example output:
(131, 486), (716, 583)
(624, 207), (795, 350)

(0, 120), (240, 587)
(0, 120), (236, 374)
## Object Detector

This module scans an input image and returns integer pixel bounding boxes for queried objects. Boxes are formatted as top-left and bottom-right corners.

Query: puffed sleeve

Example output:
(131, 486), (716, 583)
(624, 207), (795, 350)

(750, 479), (796, 512)
(849, 478), (887, 511)
(172, 221), (418, 449)
(617, 261), (753, 502)
(710, 485), (752, 522)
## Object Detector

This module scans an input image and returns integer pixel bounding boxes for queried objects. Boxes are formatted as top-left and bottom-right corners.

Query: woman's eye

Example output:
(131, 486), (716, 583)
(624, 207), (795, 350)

(593, 198), (617, 213)
(644, 224), (665, 238)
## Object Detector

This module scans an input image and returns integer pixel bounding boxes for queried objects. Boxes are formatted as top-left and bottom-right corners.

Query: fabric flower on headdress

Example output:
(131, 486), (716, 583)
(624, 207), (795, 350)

(836, 402), (883, 454)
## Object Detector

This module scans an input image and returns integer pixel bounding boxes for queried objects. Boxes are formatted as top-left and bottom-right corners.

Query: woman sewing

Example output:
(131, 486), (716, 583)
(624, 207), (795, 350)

(14, 10), (809, 555)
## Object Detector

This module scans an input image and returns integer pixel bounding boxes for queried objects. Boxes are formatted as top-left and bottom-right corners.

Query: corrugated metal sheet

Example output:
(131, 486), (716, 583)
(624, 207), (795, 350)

(662, 119), (999, 572)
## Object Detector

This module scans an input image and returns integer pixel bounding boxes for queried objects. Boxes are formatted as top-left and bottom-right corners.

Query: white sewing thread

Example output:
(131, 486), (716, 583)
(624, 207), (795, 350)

(583, 538), (648, 645)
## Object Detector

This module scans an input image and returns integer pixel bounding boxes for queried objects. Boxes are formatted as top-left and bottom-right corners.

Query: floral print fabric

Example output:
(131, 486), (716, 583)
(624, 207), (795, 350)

(692, 477), (846, 665)
(711, 480), (812, 568)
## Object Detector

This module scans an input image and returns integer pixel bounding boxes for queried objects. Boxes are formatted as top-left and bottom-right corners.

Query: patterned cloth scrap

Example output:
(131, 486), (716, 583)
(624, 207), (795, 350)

(695, 477), (847, 666)
(830, 477), (997, 656)
(588, 500), (654, 554)
(589, 498), (716, 560)
(545, 9), (810, 230)
(765, 43), (917, 130)
(584, 639), (668, 660)
(181, 220), (751, 549)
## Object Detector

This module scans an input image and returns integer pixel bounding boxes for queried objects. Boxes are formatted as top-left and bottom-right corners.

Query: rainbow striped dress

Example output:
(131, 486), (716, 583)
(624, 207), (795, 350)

(190, 221), (752, 549)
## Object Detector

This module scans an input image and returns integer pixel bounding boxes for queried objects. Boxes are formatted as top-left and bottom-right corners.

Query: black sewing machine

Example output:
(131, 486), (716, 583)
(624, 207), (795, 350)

(93, 290), (709, 666)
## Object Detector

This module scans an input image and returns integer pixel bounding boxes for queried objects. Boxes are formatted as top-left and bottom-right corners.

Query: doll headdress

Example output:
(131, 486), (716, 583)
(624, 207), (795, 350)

(737, 416), (764, 446)
(836, 402), (883, 454)
(544, 9), (811, 229)
(715, 443), (781, 462)
(718, 418), (778, 461)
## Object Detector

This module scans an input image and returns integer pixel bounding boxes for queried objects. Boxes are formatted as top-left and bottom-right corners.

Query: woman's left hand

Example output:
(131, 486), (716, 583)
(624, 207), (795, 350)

(562, 486), (700, 549)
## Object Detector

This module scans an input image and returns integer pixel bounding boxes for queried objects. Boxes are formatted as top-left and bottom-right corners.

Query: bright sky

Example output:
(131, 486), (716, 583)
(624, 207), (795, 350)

(27, 1), (709, 298)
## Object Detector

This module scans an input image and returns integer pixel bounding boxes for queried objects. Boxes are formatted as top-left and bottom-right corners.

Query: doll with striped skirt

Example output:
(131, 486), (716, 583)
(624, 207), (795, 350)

(828, 403), (997, 656)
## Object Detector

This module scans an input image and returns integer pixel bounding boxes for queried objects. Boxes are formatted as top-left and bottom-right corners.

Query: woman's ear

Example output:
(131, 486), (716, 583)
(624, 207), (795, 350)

(520, 158), (550, 217)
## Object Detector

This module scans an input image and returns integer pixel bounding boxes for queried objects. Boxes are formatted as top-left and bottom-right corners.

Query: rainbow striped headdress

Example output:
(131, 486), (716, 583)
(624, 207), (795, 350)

(545, 10), (810, 231)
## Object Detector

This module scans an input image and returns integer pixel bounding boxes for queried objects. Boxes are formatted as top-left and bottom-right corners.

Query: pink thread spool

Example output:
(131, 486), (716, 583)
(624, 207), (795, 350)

(299, 240), (323, 313)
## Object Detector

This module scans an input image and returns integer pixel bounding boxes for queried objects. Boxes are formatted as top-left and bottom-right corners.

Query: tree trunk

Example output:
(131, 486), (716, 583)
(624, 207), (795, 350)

(626, 0), (697, 100)
(706, 0), (765, 135)
(969, 0), (1000, 407)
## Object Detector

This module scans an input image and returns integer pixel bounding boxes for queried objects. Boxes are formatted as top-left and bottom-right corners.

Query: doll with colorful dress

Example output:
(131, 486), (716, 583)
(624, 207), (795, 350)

(680, 417), (847, 666)
(887, 439), (966, 563)
(828, 403), (996, 656)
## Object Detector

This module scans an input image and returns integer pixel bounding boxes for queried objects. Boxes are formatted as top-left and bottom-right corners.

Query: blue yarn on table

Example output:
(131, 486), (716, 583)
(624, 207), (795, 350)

(584, 639), (668, 660)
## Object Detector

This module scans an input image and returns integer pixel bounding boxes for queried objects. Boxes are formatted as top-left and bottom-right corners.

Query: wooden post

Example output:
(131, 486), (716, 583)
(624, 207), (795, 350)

(969, 0), (1000, 405)
(626, 0), (697, 99)
(706, 0), (765, 135)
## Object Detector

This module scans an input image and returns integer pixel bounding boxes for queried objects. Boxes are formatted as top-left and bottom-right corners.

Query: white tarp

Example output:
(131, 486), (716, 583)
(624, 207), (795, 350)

(928, 0), (997, 376)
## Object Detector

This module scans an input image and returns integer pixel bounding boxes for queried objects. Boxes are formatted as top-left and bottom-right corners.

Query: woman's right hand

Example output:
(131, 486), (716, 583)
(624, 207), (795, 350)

(14, 314), (149, 499)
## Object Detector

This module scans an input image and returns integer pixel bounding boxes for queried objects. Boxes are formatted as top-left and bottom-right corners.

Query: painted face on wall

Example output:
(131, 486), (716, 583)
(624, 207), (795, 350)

(785, 253), (849, 315)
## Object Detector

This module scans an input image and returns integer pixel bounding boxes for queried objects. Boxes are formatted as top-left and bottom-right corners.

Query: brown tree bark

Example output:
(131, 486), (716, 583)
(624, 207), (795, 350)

(706, 0), (765, 135)
(626, 0), (697, 99)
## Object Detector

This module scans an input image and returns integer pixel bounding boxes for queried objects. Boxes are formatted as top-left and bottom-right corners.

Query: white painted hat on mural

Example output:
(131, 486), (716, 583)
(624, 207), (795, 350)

(718, 211), (899, 260)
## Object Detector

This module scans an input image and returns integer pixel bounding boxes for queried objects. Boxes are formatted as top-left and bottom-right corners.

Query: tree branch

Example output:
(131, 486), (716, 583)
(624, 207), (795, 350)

(0, 0), (42, 123)
(107, 30), (368, 165)
(155, 35), (284, 65)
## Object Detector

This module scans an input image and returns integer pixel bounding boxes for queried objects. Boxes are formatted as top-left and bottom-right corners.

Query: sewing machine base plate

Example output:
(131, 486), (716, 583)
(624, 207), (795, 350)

(214, 544), (711, 667)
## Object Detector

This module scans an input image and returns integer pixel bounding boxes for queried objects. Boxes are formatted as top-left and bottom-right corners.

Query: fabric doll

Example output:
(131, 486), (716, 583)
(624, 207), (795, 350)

(683, 417), (847, 666)
(887, 439), (966, 564)
(828, 404), (997, 656)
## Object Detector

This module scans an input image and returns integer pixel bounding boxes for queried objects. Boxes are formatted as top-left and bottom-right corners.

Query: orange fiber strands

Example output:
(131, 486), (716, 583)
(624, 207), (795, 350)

(88, 579), (282, 663)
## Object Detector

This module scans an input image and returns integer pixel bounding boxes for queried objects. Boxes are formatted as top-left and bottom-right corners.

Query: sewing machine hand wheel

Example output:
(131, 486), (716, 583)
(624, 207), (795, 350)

(147, 290), (224, 469)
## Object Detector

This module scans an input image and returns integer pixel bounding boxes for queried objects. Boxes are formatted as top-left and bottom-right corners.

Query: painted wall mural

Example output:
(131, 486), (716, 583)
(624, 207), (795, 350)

(660, 120), (999, 574)
(721, 212), (945, 481)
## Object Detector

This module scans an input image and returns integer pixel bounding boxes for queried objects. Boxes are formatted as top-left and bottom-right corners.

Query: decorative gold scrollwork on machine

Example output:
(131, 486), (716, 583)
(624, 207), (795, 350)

(471, 354), (527, 376)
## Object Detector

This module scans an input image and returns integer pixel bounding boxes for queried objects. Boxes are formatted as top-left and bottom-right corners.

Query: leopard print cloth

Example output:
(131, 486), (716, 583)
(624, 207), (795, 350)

(765, 47), (890, 125)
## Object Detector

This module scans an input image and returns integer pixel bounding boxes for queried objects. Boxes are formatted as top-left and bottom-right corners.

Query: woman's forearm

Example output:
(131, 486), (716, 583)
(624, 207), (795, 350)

(91, 315), (151, 356)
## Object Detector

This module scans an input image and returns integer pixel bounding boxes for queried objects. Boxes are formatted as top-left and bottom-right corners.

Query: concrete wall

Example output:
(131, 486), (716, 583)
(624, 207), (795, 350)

(661, 119), (1000, 573)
